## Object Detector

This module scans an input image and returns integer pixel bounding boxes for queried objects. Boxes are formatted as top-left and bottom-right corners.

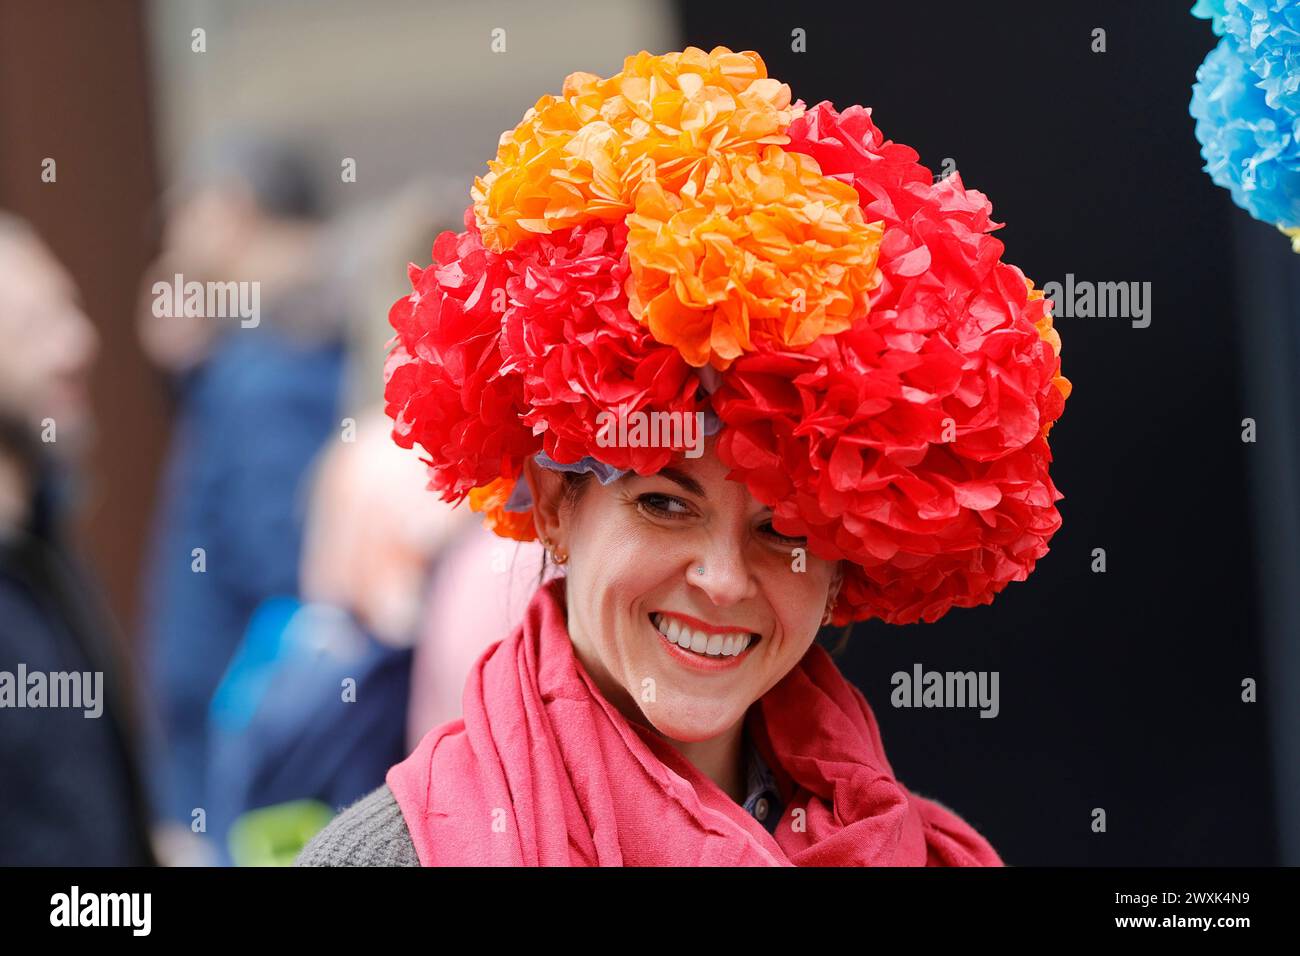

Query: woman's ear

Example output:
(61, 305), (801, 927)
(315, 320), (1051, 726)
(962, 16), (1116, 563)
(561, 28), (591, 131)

(523, 457), (567, 548)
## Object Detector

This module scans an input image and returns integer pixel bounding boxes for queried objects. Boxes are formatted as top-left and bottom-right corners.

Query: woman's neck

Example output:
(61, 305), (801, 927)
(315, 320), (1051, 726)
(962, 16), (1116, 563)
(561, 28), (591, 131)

(587, 670), (749, 802)
(661, 722), (747, 803)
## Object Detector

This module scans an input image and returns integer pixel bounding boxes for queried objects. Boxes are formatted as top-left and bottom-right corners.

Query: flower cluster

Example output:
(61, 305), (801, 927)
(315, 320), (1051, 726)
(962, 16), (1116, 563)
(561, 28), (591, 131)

(625, 145), (882, 369)
(384, 47), (1070, 625)
(471, 45), (883, 371)
(710, 103), (1069, 624)
(471, 47), (802, 251)
(384, 211), (536, 501)
(499, 218), (702, 473)
(1190, 0), (1300, 239)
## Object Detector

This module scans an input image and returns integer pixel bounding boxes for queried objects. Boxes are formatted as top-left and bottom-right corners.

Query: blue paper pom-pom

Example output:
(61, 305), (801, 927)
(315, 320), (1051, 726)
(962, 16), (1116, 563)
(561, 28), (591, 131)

(1190, 0), (1300, 231)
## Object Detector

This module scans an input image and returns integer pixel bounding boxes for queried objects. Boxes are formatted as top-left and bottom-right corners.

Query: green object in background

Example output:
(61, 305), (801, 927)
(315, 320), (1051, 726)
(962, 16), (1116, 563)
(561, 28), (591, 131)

(228, 799), (336, 866)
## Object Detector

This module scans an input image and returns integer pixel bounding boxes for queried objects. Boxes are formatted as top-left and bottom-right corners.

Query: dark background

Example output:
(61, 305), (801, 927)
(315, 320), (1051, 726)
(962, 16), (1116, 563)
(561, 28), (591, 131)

(677, 0), (1293, 866)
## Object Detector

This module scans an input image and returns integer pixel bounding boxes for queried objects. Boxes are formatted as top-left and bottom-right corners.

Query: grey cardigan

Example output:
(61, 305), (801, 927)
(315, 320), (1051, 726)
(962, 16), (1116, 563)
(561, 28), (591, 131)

(295, 784), (419, 866)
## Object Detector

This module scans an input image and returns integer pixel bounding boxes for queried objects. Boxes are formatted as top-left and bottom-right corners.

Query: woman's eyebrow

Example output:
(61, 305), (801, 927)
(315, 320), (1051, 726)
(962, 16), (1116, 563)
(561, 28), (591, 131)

(637, 466), (706, 498)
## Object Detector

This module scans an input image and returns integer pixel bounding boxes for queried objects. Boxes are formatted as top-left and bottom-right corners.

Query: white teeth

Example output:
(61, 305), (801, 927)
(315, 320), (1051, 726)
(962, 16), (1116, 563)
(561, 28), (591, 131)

(651, 613), (753, 658)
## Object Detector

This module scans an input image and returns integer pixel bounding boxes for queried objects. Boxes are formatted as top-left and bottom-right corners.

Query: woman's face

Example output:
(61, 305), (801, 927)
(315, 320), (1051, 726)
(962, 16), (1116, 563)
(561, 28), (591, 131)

(526, 434), (841, 744)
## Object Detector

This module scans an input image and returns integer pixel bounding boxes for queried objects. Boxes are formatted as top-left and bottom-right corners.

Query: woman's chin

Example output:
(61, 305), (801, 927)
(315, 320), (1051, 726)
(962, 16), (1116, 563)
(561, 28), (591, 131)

(643, 705), (745, 744)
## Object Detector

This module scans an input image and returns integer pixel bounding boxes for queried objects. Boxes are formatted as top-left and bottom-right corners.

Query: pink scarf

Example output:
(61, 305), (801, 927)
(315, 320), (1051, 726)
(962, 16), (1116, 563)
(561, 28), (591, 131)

(387, 576), (1003, 866)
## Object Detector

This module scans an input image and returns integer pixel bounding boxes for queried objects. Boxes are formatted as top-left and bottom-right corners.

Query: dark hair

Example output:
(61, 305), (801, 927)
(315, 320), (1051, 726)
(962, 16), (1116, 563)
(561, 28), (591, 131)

(533, 468), (856, 656)
(179, 133), (324, 221)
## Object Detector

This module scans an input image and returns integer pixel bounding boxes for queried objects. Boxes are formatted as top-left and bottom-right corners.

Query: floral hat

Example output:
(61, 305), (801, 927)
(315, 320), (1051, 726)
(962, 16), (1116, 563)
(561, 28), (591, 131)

(383, 46), (1071, 627)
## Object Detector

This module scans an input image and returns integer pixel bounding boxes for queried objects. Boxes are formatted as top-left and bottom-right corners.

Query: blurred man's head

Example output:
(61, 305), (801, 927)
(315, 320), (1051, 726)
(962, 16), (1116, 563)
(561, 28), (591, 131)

(0, 213), (99, 454)
(161, 134), (324, 278)
(139, 135), (331, 370)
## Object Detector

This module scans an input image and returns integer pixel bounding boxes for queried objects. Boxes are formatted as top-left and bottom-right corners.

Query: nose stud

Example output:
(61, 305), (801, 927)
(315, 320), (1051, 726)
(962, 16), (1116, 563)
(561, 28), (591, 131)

(695, 566), (705, 575)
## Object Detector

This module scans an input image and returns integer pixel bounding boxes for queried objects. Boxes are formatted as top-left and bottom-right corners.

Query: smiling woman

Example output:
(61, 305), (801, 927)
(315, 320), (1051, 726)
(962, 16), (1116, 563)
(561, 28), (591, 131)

(522, 438), (842, 808)
(298, 44), (1068, 867)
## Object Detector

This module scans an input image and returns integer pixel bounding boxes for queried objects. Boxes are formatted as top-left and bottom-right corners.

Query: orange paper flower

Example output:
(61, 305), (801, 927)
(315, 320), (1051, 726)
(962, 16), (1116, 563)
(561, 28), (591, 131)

(467, 476), (538, 542)
(471, 46), (803, 253)
(625, 145), (883, 369)
(1028, 284), (1071, 438)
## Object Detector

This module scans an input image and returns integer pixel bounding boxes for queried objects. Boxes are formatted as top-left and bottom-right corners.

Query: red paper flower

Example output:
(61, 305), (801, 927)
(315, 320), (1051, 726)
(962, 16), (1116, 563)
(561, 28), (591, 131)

(499, 219), (703, 473)
(712, 101), (1069, 625)
(383, 208), (539, 502)
(385, 207), (712, 509)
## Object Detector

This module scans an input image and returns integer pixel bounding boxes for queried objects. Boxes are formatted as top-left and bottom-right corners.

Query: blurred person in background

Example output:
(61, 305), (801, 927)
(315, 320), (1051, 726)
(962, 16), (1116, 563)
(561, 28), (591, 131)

(315, 176), (550, 748)
(198, 180), (476, 864)
(136, 134), (347, 864)
(0, 212), (156, 865)
(203, 406), (464, 864)
(405, 519), (545, 746)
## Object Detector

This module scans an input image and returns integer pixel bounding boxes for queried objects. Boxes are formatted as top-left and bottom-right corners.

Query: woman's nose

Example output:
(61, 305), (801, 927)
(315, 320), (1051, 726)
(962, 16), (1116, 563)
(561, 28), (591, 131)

(686, 533), (758, 607)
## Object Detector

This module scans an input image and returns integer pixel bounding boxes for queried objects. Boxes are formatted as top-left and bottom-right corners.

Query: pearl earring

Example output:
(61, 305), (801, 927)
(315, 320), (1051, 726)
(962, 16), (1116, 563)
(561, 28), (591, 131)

(541, 536), (568, 565)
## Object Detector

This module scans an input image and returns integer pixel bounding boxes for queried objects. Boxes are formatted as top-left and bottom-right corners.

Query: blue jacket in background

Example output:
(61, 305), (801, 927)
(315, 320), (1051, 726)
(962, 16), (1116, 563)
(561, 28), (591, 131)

(139, 319), (345, 830)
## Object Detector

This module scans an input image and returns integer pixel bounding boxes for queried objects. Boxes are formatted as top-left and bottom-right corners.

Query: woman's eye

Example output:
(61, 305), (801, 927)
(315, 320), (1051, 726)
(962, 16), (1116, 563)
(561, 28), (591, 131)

(638, 493), (692, 518)
(635, 495), (805, 543)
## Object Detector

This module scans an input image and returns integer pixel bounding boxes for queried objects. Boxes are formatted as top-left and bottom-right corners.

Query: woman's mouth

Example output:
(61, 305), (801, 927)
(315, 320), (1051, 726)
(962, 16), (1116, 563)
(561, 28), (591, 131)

(648, 611), (760, 660)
